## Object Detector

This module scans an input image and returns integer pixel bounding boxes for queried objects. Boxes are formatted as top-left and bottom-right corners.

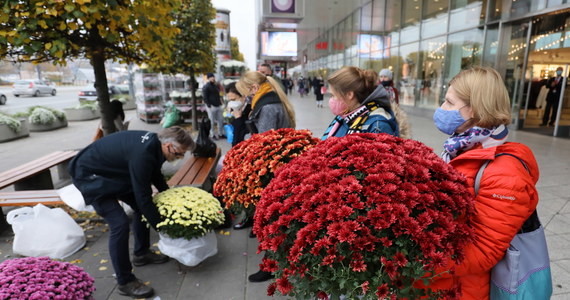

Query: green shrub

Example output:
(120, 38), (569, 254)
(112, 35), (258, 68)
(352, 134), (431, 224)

(0, 112), (22, 133)
(76, 102), (99, 111)
(27, 106), (66, 125)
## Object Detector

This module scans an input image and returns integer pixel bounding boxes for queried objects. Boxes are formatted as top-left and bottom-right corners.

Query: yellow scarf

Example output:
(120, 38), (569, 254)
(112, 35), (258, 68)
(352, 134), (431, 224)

(251, 82), (274, 109)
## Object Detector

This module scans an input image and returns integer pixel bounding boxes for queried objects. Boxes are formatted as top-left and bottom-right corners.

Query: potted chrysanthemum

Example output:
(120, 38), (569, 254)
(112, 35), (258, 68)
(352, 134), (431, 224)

(154, 186), (225, 266)
(213, 128), (320, 218)
(255, 133), (475, 299)
(0, 256), (95, 299)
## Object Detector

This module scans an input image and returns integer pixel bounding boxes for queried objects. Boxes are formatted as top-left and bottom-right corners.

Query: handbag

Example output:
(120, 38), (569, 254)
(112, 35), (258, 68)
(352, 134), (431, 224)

(192, 117), (217, 157)
(474, 153), (552, 300)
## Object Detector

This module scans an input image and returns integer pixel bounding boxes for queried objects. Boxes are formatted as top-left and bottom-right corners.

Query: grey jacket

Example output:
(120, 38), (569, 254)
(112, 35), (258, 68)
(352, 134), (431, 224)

(249, 91), (292, 133)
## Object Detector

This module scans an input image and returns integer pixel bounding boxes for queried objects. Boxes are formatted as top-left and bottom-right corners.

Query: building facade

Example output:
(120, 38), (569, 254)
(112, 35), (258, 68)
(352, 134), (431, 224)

(291, 0), (570, 137)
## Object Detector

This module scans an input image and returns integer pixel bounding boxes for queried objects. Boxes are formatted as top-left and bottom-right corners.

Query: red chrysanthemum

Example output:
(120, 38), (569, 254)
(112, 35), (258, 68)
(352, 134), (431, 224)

(255, 133), (475, 299)
(213, 128), (319, 216)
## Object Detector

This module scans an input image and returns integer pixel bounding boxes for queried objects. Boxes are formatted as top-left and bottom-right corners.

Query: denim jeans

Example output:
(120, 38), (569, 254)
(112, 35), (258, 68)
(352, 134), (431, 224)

(90, 194), (150, 285)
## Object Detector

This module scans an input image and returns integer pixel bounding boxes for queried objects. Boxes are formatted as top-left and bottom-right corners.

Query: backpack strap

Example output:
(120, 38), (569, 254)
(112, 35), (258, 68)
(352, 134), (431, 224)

(473, 153), (539, 233)
(474, 153), (529, 195)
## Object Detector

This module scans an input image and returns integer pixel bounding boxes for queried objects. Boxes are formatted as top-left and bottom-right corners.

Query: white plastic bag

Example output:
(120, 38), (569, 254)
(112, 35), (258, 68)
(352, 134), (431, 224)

(6, 204), (86, 259)
(56, 184), (95, 212)
(157, 231), (217, 266)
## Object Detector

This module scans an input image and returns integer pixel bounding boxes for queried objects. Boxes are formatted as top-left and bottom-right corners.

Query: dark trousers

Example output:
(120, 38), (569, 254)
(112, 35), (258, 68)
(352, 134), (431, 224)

(91, 194), (150, 285)
(542, 98), (560, 125)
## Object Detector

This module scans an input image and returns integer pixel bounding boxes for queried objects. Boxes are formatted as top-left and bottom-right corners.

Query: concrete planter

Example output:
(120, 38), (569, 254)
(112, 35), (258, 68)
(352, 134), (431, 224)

(29, 118), (68, 132)
(64, 107), (101, 121)
(0, 119), (30, 143)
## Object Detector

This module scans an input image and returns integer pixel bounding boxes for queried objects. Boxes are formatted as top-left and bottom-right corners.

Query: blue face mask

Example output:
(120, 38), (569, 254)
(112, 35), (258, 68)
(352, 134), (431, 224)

(556, 70), (563, 76)
(433, 107), (467, 135)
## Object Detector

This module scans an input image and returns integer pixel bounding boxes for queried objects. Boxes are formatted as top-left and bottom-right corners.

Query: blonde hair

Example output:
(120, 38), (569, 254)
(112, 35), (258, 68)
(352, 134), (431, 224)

(327, 66), (378, 103)
(236, 71), (296, 128)
(449, 67), (511, 128)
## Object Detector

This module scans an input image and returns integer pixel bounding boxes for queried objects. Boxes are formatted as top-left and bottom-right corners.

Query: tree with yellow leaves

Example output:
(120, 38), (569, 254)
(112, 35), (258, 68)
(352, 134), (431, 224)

(0, 0), (181, 135)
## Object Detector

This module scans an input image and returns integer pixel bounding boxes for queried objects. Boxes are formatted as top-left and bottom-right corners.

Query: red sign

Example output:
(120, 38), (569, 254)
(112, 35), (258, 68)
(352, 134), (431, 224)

(315, 41), (328, 50)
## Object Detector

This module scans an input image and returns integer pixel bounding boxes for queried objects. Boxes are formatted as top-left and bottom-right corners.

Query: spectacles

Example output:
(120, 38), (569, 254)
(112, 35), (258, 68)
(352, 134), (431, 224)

(169, 144), (186, 158)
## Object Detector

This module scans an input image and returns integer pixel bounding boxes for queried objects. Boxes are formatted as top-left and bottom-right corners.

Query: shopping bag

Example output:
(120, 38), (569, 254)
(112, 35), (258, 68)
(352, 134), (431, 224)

(157, 231), (218, 266)
(490, 225), (552, 300)
(224, 124), (234, 144)
(192, 118), (217, 157)
(162, 105), (180, 128)
(6, 204), (86, 259)
(56, 184), (95, 212)
(321, 86), (327, 94)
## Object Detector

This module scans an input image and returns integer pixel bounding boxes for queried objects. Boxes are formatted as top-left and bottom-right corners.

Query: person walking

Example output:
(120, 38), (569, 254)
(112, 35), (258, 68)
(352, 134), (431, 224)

(202, 73), (225, 139)
(314, 76), (325, 108)
(541, 66), (565, 127)
(322, 66), (402, 139)
(68, 127), (195, 298)
(429, 67), (548, 299)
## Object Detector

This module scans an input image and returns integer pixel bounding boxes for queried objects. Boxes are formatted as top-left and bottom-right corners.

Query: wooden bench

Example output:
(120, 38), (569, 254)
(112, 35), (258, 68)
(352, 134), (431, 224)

(168, 148), (222, 192)
(0, 150), (78, 191)
(0, 190), (64, 207)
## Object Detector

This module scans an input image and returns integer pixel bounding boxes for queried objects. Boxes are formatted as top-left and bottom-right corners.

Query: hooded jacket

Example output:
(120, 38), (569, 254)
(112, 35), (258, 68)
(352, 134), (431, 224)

(323, 85), (402, 138)
(427, 142), (539, 299)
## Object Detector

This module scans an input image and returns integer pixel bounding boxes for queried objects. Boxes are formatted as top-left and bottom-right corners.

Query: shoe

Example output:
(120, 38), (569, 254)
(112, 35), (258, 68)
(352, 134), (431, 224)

(248, 270), (274, 282)
(249, 229), (256, 238)
(132, 251), (169, 267)
(118, 278), (154, 298)
(539, 123), (547, 126)
(233, 218), (254, 230)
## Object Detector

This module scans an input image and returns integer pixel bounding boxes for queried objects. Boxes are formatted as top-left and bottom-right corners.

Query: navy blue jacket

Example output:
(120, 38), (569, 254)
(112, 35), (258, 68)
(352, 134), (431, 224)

(69, 131), (168, 228)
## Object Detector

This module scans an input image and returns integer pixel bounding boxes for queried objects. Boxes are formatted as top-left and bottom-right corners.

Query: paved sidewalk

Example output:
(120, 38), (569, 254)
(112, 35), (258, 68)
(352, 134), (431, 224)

(1, 92), (569, 299)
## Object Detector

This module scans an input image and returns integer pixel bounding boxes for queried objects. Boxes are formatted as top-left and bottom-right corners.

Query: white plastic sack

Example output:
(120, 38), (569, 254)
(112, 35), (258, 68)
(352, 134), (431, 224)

(6, 204), (86, 259)
(56, 184), (95, 212)
(157, 231), (217, 266)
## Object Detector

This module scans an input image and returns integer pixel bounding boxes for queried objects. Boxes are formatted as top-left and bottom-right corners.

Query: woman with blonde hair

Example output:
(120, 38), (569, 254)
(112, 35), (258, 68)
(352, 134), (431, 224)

(322, 66), (407, 139)
(236, 71), (295, 133)
(429, 67), (550, 299)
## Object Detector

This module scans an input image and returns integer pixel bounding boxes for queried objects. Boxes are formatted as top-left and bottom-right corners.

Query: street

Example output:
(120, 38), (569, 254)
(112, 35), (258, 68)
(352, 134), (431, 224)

(0, 85), (84, 114)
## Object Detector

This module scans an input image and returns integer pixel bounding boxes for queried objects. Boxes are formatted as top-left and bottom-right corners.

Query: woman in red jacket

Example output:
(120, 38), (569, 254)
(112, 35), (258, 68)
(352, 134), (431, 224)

(430, 67), (546, 299)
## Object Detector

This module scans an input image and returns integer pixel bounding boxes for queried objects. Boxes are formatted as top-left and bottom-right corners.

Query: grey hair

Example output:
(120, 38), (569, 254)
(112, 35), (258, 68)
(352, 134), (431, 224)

(157, 126), (195, 150)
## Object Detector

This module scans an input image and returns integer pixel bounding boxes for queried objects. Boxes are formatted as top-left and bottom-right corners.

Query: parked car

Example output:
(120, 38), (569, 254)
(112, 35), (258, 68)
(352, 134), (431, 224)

(78, 84), (129, 102)
(0, 92), (6, 105)
(13, 79), (57, 97)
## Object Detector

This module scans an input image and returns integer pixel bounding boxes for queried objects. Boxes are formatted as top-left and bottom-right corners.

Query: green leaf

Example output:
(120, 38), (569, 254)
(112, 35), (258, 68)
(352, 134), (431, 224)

(64, 4), (75, 12)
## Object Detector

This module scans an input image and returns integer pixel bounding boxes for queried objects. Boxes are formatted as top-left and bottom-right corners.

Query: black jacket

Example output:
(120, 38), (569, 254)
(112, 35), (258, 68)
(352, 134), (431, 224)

(231, 103), (251, 147)
(68, 130), (168, 228)
(202, 82), (222, 107)
(546, 76), (564, 103)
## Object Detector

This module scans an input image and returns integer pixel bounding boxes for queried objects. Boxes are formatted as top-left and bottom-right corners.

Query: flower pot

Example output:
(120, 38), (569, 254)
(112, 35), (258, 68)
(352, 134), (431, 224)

(0, 119), (29, 143)
(64, 107), (101, 121)
(29, 119), (68, 132)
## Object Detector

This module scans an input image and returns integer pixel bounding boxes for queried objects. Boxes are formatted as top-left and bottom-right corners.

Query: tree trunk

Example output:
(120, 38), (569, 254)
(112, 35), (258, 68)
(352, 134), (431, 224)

(90, 49), (115, 136)
(190, 69), (198, 131)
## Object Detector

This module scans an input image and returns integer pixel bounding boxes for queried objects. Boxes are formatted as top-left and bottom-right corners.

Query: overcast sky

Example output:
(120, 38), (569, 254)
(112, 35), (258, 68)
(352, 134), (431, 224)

(211, 0), (257, 71)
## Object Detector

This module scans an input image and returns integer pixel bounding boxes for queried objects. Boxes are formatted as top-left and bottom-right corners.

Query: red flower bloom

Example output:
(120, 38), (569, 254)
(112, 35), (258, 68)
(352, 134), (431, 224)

(255, 133), (475, 298)
(213, 129), (319, 217)
(376, 284), (389, 298)
(316, 291), (329, 299)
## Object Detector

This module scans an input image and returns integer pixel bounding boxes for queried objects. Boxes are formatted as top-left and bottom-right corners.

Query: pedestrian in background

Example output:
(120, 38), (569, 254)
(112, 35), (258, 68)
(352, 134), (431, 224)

(202, 73), (225, 140)
(314, 76), (325, 108)
(541, 66), (564, 127)
(258, 63), (285, 91)
(69, 127), (195, 299)
(378, 68), (399, 105)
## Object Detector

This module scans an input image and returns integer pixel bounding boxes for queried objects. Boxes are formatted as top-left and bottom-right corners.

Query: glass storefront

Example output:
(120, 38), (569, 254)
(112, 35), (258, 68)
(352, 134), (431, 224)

(296, 0), (570, 136)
